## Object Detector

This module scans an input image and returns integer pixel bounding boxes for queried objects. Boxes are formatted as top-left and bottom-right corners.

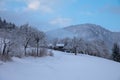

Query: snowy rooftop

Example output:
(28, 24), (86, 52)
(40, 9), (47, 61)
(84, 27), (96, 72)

(56, 43), (64, 47)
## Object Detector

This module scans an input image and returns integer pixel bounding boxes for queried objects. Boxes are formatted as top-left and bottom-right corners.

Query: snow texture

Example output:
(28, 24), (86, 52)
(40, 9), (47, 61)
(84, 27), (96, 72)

(0, 50), (120, 80)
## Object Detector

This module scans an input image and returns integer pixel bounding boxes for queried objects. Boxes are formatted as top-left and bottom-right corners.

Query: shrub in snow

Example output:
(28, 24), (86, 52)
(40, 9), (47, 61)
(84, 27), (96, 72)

(26, 48), (49, 57)
(48, 50), (54, 57)
(0, 54), (12, 62)
(29, 49), (36, 57)
(39, 48), (48, 57)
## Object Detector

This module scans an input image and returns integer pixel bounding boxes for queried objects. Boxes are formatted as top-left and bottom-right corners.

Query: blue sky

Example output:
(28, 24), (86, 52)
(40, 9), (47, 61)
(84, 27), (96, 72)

(0, 0), (120, 32)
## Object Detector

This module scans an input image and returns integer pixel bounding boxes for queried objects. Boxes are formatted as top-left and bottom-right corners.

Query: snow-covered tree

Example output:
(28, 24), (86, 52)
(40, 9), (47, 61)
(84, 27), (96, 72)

(0, 28), (21, 61)
(0, 29), (11, 56)
(64, 37), (84, 55)
(20, 24), (35, 56)
(91, 40), (109, 57)
(32, 29), (45, 56)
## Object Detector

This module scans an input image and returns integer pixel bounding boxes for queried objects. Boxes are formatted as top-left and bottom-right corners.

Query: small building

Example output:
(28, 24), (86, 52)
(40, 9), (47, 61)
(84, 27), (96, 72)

(54, 43), (65, 51)
(56, 44), (65, 48)
(48, 43), (65, 51)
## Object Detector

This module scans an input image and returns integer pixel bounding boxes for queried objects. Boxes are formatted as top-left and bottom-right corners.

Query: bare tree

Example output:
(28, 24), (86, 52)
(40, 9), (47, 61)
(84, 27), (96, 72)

(20, 24), (35, 56)
(65, 37), (84, 55)
(0, 29), (11, 56)
(0, 29), (18, 61)
(32, 29), (45, 56)
(72, 37), (85, 55)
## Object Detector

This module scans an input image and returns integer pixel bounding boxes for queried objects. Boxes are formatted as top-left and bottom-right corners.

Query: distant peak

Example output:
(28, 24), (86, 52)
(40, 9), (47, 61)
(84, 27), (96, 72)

(66, 23), (102, 28)
(64, 23), (110, 32)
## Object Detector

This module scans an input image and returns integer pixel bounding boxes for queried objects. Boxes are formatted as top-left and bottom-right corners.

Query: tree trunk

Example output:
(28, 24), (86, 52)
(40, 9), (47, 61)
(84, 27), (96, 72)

(24, 40), (30, 56)
(24, 47), (27, 56)
(37, 42), (39, 56)
(2, 43), (7, 56)
(74, 47), (77, 55)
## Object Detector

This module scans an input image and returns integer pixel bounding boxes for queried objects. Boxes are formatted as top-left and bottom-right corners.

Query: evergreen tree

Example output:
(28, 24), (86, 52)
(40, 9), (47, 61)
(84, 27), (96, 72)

(112, 43), (120, 62)
(3, 19), (6, 24)
(0, 17), (2, 22)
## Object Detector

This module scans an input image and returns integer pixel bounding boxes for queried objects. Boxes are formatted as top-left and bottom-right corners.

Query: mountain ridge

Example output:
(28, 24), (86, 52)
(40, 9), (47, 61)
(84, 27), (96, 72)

(46, 23), (120, 40)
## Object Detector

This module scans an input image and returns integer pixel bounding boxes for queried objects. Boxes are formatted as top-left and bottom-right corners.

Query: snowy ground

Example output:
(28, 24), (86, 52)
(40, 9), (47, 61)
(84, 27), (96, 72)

(0, 50), (120, 80)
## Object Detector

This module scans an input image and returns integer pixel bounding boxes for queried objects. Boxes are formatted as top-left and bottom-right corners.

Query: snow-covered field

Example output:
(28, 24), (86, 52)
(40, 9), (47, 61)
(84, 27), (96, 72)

(0, 50), (120, 80)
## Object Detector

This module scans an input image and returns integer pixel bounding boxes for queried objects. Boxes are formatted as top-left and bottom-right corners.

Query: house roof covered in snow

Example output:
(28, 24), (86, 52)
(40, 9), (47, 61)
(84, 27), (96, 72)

(56, 44), (64, 47)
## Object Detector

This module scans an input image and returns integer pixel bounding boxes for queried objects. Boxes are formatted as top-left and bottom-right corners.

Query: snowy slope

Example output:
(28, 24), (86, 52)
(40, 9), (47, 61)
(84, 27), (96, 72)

(0, 50), (120, 80)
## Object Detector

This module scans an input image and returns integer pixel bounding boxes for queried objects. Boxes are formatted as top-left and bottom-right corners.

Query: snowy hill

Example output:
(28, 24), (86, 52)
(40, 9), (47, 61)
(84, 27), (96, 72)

(64, 24), (112, 40)
(46, 23), (120, 41)
(0, 50), (120, 80)
(46, 23), (120, 51)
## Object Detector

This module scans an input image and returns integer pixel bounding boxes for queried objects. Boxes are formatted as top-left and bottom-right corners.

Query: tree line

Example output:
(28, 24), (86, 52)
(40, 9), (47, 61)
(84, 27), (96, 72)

(49, 37), (120, 62)
(50, 37), (109, 57)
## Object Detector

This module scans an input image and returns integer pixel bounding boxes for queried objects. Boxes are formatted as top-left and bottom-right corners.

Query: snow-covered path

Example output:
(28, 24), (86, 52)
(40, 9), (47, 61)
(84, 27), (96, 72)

(0, 50), (120, 80)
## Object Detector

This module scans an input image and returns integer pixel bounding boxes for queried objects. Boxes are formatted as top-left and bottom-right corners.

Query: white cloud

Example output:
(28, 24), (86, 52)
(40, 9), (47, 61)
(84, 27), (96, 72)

(27, 0), (40, 10)
(50, 17), (72, 27)
(0, 0), (68, 14)
(25, 0), (53, 13)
